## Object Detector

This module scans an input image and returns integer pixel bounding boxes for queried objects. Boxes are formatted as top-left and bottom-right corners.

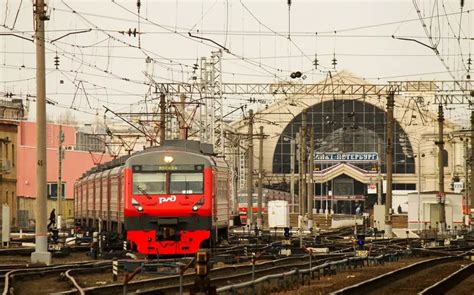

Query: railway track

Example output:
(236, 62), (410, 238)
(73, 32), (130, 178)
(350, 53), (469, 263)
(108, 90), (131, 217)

(55, 253), (346, 294)
(420, 262), (474, 295)
(1, 261), (113, 295)
(330, 254), (471, 295)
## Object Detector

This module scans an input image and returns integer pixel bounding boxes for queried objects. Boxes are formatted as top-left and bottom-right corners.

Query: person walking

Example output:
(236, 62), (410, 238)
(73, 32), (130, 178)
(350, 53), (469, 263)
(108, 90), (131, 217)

(47, 208), (56, 230)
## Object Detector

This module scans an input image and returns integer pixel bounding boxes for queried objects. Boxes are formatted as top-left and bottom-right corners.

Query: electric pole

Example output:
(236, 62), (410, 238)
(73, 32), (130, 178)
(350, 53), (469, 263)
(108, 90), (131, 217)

(159, 93), (166, 144)
(57, 125), (64, 229)
(290, 138), (295, 213)
(31, 0), (52, 265)
(385, 92), (394, 238)
(377, 142), (382, 205)
(464, 138), (469, 227)
(178, 93), (187, 139)
(247, 110), (254, 229)
(297, 130), (302, 217)
(301, 110), (307, 218)
(257, 126), (264, 230)
(470, 110), (474, 229)
(436, 104), (446, 232)
(308, 127), (314, 230)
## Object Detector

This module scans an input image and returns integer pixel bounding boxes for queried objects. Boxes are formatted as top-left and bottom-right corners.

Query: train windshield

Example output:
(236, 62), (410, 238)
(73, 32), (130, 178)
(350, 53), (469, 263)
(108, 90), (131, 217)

(132, 173), (166, 194)
(170, 173), (204, 194)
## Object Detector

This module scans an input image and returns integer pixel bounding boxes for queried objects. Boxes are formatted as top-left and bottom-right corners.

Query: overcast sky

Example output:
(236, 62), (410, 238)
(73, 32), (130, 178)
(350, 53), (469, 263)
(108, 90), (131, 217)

(1, 0), (472, 126)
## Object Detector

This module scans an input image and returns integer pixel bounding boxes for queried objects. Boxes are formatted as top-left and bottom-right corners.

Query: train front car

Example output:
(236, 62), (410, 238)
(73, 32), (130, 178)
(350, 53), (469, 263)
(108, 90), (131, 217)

(123, 140), (228, 255)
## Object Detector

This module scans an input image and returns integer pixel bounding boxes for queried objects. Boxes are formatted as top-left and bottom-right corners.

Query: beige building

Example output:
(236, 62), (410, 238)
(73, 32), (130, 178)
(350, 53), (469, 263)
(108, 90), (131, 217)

(0, 120), (19, 226)
(0, 99), (25, 226)
(229, 71), (469, 218)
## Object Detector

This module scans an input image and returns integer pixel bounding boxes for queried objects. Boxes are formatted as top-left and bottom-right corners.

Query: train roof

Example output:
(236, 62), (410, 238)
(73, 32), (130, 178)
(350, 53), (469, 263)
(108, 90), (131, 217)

(149, 140), (215, 155)
(78, 140), (215, 179)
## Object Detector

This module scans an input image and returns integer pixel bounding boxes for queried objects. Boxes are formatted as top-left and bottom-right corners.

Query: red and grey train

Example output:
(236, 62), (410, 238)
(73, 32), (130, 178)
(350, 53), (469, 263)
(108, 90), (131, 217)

(74, 140), (231, 255)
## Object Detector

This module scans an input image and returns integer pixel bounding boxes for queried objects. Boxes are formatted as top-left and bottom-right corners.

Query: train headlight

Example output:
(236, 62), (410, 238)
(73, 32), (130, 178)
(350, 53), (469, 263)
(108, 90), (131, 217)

(164, 155), (174, 164)
(192, 197), (205, 212)
(132, 198), (143, 212)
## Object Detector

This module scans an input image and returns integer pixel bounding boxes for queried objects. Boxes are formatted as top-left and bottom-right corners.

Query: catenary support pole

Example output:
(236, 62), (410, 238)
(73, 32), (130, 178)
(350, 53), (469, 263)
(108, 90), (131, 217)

(257, 126), (264, 230)
(247, 110), (254, 229)
(298, 129), (303, 226)
(31, 0), (52, 265)
(179, 93), (187, 139)
(159, 93), (166, 144)
(377, 142), (383, 205)
(301, 111), (307, 218)
(290, 138), (295, 213)
(384, 92), (394, 238)
(308, 127), (314, 230)
(464, 139), (469, 227)
(57, 125), (64, 229)
(436, 104), (446, 232)
(470, 110), (474, 229)
(417, 142), (423, 232)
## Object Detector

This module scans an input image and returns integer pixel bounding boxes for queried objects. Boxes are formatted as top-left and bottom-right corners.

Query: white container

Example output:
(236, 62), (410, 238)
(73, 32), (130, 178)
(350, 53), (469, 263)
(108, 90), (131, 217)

(268, 200), (289, 228)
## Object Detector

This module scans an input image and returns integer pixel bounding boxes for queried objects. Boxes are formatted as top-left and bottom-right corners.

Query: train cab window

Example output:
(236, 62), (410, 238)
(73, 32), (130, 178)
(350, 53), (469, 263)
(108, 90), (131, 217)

(170, 173), (204, 194)
(133, 173), (166, 194)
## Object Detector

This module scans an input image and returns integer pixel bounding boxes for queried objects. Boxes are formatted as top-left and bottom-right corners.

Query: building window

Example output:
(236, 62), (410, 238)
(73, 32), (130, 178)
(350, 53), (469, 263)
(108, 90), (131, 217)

(392, 183), (416, 190)
(47, 183), (66, 199)
(12, 144), (14, 167)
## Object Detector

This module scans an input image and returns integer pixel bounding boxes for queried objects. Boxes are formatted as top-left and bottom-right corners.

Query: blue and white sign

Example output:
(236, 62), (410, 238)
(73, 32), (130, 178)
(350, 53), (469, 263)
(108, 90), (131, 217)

(314, 152), (378, 162)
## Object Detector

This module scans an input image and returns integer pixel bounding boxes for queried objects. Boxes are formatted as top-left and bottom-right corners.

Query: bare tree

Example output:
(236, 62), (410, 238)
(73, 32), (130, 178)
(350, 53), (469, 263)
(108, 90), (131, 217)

(55, 110), (78, 126)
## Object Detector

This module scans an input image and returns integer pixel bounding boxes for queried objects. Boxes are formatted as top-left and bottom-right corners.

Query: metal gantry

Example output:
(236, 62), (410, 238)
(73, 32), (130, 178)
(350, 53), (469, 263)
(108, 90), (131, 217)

(154, 80), (473, 104)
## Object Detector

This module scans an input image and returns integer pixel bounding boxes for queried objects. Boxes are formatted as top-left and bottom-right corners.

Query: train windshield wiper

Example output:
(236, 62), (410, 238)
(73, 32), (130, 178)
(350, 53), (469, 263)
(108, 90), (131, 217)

(136, 185), (152, 199)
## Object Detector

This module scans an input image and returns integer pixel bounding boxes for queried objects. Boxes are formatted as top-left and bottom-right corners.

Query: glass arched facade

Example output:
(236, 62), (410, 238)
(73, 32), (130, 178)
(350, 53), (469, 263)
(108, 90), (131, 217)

(272, 99), (415, 174)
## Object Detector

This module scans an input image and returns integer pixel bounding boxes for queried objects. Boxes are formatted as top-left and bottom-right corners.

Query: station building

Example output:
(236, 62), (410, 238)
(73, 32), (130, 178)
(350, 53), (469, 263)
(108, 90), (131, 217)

(229, 71), (470, 225)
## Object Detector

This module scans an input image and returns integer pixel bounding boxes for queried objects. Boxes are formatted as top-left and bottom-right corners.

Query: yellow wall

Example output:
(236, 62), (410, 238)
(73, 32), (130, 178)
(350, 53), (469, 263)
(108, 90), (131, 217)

(0, 121), (18, 226)
(16, 197), (74, 229)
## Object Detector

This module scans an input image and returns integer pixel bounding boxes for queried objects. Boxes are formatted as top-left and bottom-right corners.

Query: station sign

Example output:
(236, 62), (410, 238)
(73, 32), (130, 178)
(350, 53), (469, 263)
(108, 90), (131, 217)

(314, 152), (378, 162)
(367, 183), (377, 194)
(315, 195), (366, 201)
(453, 182), (463, 193)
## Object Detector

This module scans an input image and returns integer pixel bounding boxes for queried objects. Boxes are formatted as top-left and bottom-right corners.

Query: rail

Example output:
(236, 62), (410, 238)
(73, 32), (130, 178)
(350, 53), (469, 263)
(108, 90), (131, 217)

(65, 269), (85, 295)
(1, 261), (111, 295)
(216, 252), (407, 294)
(418, 262), (474, 295)
(329, 254), (463, 295)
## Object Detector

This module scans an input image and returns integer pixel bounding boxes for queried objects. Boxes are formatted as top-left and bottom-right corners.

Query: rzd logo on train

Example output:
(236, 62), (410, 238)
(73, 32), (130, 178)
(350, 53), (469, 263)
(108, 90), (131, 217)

(159, 195), (176, 204)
